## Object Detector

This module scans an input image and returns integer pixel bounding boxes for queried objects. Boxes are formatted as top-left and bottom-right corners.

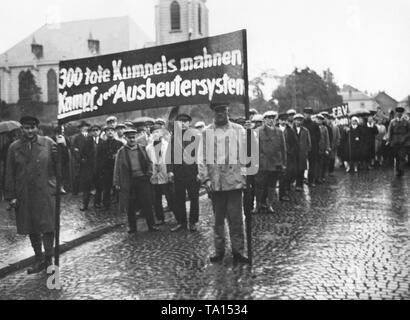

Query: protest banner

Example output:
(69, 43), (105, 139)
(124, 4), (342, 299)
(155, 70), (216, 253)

(58, 30), (247, 124)
(320, 103), (350, 125)
(55, 30), (253, 266)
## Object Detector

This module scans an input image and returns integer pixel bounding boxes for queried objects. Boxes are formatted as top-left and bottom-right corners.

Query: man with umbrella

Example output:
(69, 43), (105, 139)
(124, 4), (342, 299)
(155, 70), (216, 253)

(198, 102), (250, 264)
(5, 116), (58, 274)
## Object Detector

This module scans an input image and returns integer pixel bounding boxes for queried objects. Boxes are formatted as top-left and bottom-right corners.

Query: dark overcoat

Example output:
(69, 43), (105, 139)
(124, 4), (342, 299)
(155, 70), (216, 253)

(5, 135), (56, 234)
(294, 125), (311, 171)
(283, 125), (298, 176)
(340, 126), (363, 162)
(361, 124), (378, 160)
(113, 144), (152, 214)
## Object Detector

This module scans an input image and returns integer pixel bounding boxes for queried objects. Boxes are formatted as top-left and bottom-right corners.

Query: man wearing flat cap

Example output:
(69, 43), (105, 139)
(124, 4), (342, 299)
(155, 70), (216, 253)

(113, 128), (159, 233)
(278, 113), (298, 201)
(386, 106), (410, 176)
(168, 113), (201, 232)
(293, 114), (311, 191)
(133, 118), (149, 146)
(80, 124), (103, 210)
(5, 116), (57, 273)
(115, 123), (127, 145)
(314, 114), (331, 183)
(97, 125), (124, 210)
(303, 107), (321, 187)
(71, 121), (90, 195)
(253, 110), (287, 213)
(198, 102), (250, 263)
(286, 109), (296, 126)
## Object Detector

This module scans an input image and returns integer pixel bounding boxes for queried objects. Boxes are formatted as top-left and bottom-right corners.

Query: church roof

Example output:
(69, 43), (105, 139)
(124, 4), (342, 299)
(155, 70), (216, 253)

(0, 16), (152, 66)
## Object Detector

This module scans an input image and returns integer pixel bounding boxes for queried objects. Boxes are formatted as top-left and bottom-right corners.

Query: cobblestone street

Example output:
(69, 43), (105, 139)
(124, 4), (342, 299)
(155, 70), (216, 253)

(0, 168), (409, 300)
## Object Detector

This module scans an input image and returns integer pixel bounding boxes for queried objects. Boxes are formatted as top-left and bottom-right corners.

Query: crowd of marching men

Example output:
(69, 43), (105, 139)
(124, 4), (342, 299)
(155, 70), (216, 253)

(1, 102), (410, 271)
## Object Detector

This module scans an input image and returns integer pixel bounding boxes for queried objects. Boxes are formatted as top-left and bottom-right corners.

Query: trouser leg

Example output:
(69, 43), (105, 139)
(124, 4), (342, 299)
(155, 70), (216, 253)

(226, 190), (245, 256)
(127, 180), (137, 231)
(164, 183), (174, 212)
(174, 180), (187, 226)
(308, 153), (317, 183)
(279, 170), (290, 198)
(93, 173), (103, 206)
(267, 171), (278, 205)
(135, 178), (155, 229)
(102, 171), (113, 208)
(212, 191), (227, 256)
(153, 184), (165, 222)
(186, 179), (199, 224)
(42, 232), (55, 257)
(296, 170), (304, 187)
(82, 179), (91, 209)
(29, 234), (43, 257)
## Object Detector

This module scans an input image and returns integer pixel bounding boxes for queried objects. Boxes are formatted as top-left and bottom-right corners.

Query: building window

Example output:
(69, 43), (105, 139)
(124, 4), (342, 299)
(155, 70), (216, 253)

(360, 102), (365, 109)
(18, 70), (42, 103)
(198, 4), (202, 34)
(170, 1), (181, 30)
(88, 39), (100, 55)
(47, 69), (57, 103)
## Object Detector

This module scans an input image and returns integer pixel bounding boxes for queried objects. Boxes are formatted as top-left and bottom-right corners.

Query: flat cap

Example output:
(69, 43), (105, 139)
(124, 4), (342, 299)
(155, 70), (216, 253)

(194, 121), (206, 128)
(303, 107), (314, 114)
(286, 109), (296, 115)
(252, 114), (264, 122)
(210, 102), (229, 110)
(294, 113), (305, 120)
(20, 115), (40, 126)
(155, 118), (166, 125)
(89, 124), (101, 131)
(103, 125), (115, 132)
(175, 113), (192, 122)
(396, 106), (405, 113)
(315, 114), (325, 120)
(106, 116), (118, 123)
(115, 123), (126, 130)
(123, 128), (138, 135)
(263, 110), (278, 118)
(78, 120), (91, 128)
(278, 113), (288, 120)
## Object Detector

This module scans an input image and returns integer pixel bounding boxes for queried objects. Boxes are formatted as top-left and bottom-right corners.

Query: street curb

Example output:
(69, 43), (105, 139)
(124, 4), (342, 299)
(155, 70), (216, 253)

(0, 223), (124, 279)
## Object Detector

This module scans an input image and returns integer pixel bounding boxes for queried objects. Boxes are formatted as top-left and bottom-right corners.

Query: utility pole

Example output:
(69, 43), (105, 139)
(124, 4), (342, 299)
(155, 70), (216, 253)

(291, 54), (297, 109)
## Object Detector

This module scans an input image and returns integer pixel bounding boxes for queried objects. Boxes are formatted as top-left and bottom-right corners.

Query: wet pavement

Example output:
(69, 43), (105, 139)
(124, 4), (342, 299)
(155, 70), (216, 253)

(0, 168), (409, 300)
(0, 194), (125, 264)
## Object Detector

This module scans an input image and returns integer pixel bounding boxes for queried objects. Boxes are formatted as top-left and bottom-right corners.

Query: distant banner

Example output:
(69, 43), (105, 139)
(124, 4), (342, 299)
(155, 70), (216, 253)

(58, 30), (247, 124)
(320, 103), (349, 125)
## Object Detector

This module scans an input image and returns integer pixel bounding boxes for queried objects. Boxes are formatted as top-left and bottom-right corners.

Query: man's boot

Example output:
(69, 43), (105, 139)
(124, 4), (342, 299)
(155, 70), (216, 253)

(27, 254), (45, 274)
(44, 255), (53, 273)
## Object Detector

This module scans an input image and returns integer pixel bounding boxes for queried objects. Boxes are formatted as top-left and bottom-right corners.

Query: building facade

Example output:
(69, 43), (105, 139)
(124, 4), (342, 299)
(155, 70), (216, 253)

(155, 0), (209, 45)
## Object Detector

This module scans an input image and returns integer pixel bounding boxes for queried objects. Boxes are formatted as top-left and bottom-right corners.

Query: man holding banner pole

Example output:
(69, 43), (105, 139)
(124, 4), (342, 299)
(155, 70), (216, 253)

(198, 102), (250, 264)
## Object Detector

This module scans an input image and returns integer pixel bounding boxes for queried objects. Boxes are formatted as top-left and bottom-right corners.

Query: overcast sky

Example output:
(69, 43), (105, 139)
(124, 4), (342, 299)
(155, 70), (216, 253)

(1, 0), (409, 100)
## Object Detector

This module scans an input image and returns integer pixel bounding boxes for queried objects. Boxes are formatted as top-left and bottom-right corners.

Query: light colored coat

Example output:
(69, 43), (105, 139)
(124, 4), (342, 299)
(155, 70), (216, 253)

(5, 135), (56, 234)
(198, 121), (246, 191)
(146, 139), (170, 185)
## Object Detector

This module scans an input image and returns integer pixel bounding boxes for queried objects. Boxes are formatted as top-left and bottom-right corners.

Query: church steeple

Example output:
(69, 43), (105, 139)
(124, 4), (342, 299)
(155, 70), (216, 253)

(155, 0), (209, 45)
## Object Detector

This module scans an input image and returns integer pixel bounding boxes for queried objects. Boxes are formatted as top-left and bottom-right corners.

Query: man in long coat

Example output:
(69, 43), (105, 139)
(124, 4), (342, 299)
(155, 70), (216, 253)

(278, 113), (298, 201)
(386, 106), (410, 176)
(5, 116), (57, 274)
(97, 125), (123, 210)
(253, 111), (287, 214)
(71, 121), (90, 195)
(303, 107), (321, 187)
(293, 114), (311, 191)
(79, 124), (103, 210)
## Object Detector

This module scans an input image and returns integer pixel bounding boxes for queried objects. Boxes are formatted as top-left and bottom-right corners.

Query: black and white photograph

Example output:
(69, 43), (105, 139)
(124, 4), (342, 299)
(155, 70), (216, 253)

(0, 0), (409, 303)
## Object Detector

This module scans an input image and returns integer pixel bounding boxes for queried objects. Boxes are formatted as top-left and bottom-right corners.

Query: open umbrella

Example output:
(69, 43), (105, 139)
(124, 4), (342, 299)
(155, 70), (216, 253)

(0, 120), (21, 133)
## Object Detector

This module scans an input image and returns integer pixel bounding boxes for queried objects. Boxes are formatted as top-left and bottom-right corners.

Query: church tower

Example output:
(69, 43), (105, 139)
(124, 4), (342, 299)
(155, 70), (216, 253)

(155, 0), (209, 45)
